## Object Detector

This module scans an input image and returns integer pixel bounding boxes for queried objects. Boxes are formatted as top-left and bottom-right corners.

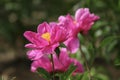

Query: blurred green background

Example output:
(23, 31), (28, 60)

(0, 0), (120, 80)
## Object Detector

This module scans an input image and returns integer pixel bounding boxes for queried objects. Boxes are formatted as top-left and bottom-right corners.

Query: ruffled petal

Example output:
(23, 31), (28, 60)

(75, 8), (100, 34)
(37, 22), (51, 34)
(25, 43), (37, 48)
(31, 56), (52, 72)
(58, 14), (77, 37)
(58, 16), (66, 23)
(27, 50), (43, 60)
(50, 23), (68, 43)
(24, 31), (49, 48)
(59, 48), (84, 73)
(59, 48), (71, 69)
(42, 42), (59, 54)
(75, 8), (89, 22)
(53, 54), (64, 71)
(64, 37), (79, 53)
(24, 31), (37, 43)
(70, 59), (84, 73)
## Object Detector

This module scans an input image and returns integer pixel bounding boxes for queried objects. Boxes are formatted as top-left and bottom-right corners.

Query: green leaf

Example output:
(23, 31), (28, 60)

(37, 68), (51, 80)
(92, 21), (107, 30)
(60, 64), (77, 80)
(87, 43), (96, 65)
(119, 0), (120, 9)
(55, 47), (60, 57)
(114, 57), (120, 66)
(60, 43), (66, 48)
(100, 36), (120, 48)
(107, 40), (117, 52)
(81, 71), (89, 80)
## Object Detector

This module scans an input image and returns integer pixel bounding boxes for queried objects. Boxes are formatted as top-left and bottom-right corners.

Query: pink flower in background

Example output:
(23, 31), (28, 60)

(75, 8), (100, 34)
(24, 22), (68, 60)
(56, 48), (84, 73)
(58, 8), (99, 53)
(31, 48), (84, 74)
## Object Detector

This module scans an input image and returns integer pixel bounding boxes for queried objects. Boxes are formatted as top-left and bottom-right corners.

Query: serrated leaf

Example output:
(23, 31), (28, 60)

(37, 68), (51, 80)
(60, 64), (77, 80)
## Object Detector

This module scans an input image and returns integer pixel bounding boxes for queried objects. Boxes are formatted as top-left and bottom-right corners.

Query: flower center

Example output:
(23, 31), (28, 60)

(73, 21), (77, 24)
(41, 32), (50, 42)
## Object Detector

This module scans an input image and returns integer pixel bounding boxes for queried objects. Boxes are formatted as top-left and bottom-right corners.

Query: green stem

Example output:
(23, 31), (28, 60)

(79, 45), (92, 80)
(51, 54), (55, 80)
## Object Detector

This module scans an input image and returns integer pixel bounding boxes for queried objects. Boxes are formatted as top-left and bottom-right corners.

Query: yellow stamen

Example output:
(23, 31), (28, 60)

(41, 32), (50, 41)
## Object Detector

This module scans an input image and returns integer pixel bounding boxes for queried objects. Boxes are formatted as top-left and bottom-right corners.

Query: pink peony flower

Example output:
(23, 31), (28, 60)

(31, 55), (52, 72)
(31, 48), (84, 74)
(58, 8), (99, 53)
(24, 22), (68, 60)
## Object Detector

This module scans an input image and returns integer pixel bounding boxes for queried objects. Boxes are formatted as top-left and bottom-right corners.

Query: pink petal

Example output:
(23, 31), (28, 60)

(58, 14), (78, 37)
(59, 48), (69, 64)
(59, 48), (84, 73)
(24, 31), (37, 43)
(75, 8), (100, 34)
(53, 54), (64, 71)
(70, 59), (84, 73)
(37, 22), (51, 34)
(75, 8), (89, 22)
(31, 56), (52, 72)
(54, 28), (67, 42)
(41, 42), (59, 54)
(25, 43), (37, 48)
(27, 50), (44, 60)
(58, 14), (74, 29)
(36, 34), (49, 47)
(66, 14), (76, 30)
(59, 48), (71, 68)
(50, 24), (68, 43)
(58, 16), (66, 23)
(24, 31), (49, 48)
(64, 37), (79, 53)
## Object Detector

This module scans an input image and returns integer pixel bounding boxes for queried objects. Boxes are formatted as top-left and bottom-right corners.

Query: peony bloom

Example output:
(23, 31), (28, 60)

(31, 48), (84, 74)
(24, 22), (68, 60)
(58, 8), (99, 53)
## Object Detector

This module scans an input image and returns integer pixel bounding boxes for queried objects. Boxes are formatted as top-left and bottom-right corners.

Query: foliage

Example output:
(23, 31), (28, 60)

(60, 64), (77, 80)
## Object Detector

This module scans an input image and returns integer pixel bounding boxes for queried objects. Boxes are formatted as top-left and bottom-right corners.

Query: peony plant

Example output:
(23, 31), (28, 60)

(24, 8), (99, 80)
